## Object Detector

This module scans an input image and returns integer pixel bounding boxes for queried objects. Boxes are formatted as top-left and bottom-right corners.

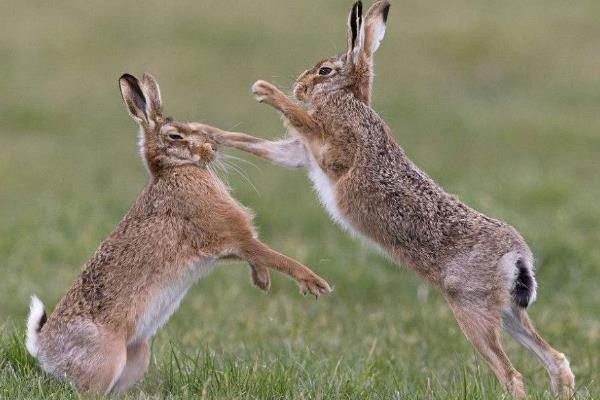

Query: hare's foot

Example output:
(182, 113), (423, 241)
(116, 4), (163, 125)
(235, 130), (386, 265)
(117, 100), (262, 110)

(252, 80), (285, 106)
(298, 272), (332, 298)
(252, 80), (320, 139)
(506, 373), (526, 399)
(552, 354), (575, 400)
(240, 239), (331, 298)
(250, 263), (271, 292)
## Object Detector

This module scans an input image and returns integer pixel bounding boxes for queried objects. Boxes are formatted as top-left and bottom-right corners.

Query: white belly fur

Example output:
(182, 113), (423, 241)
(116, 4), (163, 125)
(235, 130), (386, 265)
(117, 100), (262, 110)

(306, 155), (388, 256)
(130, 257), (217, 344)
(307, 155), (357, 235)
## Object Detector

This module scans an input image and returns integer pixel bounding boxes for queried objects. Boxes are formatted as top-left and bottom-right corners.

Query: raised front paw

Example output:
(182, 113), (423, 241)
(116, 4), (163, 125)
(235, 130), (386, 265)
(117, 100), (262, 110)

(189, 123), (220, 140)
(250, 263), (271, 292)
(298, 273), (332, 298)
(251, 80), (281, 104)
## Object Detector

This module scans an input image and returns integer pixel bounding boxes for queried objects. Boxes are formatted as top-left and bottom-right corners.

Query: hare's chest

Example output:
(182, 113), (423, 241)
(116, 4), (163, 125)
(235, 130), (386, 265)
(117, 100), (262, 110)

(307, 154), (385, 254)
(307, 154), (356, 235)
(130, 257), (217, 344)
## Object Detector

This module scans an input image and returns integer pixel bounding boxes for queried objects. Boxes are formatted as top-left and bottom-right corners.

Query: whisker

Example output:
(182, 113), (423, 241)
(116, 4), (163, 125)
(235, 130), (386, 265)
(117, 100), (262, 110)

(212, 158), (231, 186)
(221, 159), (250, 182)
(221, 159), (260, 195)
(227, 121), (242, 131)
(221, 153), (262, 173)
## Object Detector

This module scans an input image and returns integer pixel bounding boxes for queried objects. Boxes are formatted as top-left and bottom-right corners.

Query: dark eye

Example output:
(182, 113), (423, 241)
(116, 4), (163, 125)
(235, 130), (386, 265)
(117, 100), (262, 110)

(318, 67), (333, 76)
(168, 133), (183, 140)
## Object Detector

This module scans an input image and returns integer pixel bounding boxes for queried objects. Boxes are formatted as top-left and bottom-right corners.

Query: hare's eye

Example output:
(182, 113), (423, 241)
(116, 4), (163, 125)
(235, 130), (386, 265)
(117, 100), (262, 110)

(318, 67), (333, 76)
(168, 133), (183, 141)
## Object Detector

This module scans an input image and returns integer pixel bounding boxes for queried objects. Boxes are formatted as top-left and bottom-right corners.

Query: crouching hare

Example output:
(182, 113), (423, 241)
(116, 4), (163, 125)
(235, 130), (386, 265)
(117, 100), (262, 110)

(196, 1), (575, 398)
(25, 72), (331, 394)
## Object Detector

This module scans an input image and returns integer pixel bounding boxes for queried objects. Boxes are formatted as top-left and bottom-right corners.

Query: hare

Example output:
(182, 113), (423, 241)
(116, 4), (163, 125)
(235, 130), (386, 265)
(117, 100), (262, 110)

(25, 72), (331, 395)
(195, 1), (575, 398)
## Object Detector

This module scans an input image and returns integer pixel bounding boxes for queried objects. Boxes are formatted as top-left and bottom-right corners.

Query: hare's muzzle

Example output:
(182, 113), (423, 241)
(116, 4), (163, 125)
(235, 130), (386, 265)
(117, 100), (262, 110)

(195, 142), (216, 163)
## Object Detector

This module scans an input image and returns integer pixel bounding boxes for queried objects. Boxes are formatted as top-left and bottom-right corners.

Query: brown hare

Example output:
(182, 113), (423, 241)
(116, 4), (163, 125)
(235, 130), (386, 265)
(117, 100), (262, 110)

(195, 1), (575, 398)
(25, 72), (331, 394)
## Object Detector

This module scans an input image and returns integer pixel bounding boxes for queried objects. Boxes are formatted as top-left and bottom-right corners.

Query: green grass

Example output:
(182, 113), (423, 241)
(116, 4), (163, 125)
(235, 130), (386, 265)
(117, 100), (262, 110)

(1, 0), (599, 398)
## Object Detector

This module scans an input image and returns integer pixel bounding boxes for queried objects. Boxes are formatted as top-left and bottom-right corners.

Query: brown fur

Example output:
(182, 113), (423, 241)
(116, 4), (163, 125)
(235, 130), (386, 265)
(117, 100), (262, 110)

(197, 2), (574, 398)
(26, 72), (330, 394)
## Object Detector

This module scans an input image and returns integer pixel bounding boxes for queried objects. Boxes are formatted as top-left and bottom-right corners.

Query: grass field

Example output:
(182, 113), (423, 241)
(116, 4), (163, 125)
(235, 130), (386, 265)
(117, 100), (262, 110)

(1, 0), (599, 398)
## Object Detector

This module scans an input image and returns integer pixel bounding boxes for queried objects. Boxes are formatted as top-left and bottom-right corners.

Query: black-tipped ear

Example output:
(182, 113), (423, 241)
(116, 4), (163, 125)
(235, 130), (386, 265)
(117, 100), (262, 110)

(119, 73), (148, 123)
(349, 2), (360, 50)
(364, 0), (390, 57)
(382, 2), (390, 23)
(347, 1), (364, 64)
(357, 1), (363, 33)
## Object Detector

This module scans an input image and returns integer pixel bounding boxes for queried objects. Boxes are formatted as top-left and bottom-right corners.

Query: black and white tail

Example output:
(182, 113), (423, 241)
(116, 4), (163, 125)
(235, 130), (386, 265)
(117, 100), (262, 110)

(26, 296), (47, 357)
(512, 259), (537, 308)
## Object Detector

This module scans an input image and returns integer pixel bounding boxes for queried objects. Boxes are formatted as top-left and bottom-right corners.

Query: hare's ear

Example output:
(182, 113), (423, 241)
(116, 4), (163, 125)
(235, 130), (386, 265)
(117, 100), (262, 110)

(364, 0), (390, 57)
(119, 73), (148, 124)
(346, 1), (365, 65)
(141, 72), (163, 119)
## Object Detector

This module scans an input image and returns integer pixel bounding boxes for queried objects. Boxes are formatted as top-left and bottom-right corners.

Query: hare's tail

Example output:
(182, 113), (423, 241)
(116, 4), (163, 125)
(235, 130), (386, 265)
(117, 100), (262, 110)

(26, 296), (47, 357)
(511, 259), (537, 309)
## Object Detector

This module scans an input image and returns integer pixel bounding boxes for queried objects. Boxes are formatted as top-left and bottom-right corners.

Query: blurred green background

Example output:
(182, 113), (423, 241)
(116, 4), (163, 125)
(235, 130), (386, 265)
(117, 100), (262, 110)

(1, 0), (599, 398)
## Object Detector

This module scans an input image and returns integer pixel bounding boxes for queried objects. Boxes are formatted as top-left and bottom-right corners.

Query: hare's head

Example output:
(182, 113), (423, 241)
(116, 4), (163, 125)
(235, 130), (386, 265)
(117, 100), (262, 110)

(119, 73), (217, 176)
(293, 0), (390, 104)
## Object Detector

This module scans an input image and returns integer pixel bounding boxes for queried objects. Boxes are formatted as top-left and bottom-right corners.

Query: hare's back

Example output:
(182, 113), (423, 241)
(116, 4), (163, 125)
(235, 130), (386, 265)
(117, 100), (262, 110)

(47, 210), (202, 321)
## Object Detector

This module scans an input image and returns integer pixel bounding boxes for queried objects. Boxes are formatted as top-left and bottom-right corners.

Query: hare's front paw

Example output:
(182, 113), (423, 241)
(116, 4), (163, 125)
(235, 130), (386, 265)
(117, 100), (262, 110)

(299, 273), (332, 298)
(250, 264), (271, 292)
(252, 80), (281, 104)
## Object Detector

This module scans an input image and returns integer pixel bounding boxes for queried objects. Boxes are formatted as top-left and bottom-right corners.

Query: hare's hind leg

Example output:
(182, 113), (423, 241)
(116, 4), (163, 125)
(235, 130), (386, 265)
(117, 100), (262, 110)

(44, 325), (127, 394)
(111, 340), (150, 393)
(502, 307), (575, 399)
(447, 299), (526, 399)
(77, 334), (126, 394)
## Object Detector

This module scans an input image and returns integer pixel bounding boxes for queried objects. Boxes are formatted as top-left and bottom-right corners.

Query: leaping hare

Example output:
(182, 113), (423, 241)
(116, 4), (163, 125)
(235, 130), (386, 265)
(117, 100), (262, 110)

(25, 72), (331, 394)
(196, 1), (574, 398)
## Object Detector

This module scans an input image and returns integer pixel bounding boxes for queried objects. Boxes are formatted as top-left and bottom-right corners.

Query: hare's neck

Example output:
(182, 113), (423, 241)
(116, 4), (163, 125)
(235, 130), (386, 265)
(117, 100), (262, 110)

(151, 164), (210, 182)
(150, 165), (230, 201)
(138, 126), (163, 177)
